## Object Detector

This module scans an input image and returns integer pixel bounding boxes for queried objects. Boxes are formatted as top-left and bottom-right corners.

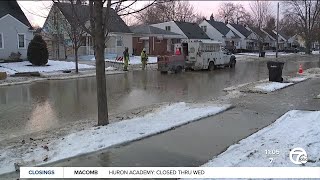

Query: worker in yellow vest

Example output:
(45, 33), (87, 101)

(123, 47), (129, 71)
(141, 48), (148, 70)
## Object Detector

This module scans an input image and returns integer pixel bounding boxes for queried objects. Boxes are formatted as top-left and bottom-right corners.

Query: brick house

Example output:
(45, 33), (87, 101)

(130, 25), (183, 56)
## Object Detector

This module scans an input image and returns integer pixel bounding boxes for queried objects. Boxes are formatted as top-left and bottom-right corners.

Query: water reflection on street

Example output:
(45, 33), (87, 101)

(0, 60), (318, 141)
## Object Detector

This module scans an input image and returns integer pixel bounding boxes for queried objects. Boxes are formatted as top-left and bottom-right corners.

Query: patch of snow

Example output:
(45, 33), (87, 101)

(202, 110), (320, 168)
(312, 50), (320, 54)
(105, 56), (158, 65)
(0, 102), (231, 175)
(81, 55), (158, 65)
(305, 68), (320, 75)
(254, 82), (294, 92)
(316, 94), (320, 99)
(224, 82), (252, 91)
(237, 52), (293, 57)
(287, 76), (309, 83)
(106, 66), (117, 71)
(0, 60), (94, 73)
(0, 67), (16, 75)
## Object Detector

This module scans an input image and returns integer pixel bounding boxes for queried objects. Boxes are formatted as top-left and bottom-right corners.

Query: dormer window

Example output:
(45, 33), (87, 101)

(201, 26), (207, 32)
(165, 26), (171, 31)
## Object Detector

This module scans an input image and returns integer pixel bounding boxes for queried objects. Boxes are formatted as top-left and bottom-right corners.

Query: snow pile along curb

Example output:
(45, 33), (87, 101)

(0, 102), (232, 175)
(202, 110), (320, 168)
(253, 82), (294, 93)
(224, 76), (310, 94)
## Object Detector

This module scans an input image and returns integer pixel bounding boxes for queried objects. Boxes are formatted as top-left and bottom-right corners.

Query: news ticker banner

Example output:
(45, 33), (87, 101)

(20, 167), (320, 179)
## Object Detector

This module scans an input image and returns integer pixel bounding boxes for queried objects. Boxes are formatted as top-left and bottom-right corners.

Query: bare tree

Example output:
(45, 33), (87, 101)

(217, 2), (253, 25)
(59, 3), (86, 73)
(249, 0), (273, 28)
(279, 14), (298, 37)
(136, 1), (198, 24)
(52, 0), (157, 126)
(282, 0), (320, 54)
(265, 15), (276, 31)
(217, 2), (236, 23)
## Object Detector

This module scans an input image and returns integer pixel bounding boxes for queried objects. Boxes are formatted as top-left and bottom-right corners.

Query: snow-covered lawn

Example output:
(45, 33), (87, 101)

(0, 60), (94, 74)
(0, 102), (231, 175)
(254, 82), (294, 93)
(203, 110), (320, 168)
(237, 52), (294, 57)
(80, 55), (158, 64)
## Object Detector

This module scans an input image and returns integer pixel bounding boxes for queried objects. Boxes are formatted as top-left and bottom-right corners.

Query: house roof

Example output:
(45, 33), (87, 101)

(174, 21), (209, 39)
(130, 25), (181, 36)
(275, 30), (290, 40)
(229, 24), (251, 38)
(55, 3), (131, 33)
(263, 29), (277, 40)
(249, 27), (267, 39)
(206, 20), (230, 36)
(0, 1), (32, 28)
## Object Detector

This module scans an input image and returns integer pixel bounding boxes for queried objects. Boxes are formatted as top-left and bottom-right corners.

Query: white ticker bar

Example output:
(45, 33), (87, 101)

(20, 167), (320, 179)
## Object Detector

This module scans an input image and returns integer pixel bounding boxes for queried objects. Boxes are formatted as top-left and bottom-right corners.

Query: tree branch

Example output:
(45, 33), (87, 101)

(118, 1), (157, 16)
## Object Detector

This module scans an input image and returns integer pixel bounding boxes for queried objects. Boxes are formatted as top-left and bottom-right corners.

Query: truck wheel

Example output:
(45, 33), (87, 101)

(208, 61), (215, 71)
(175, 66), (182, 73)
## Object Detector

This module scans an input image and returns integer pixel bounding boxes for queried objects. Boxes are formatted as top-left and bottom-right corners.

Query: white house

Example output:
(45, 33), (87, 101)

(0, 1), (34, 60)
(246, 26), (275, 50)
(199, 20), (240, 50)
(150, 21), (210, 42)
(261, 29), (277, 49)
(42, 2), (133, 59)
(226, 23), (258, 51)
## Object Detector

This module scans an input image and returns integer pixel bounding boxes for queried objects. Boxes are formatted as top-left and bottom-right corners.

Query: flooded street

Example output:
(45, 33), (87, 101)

(0, 60), (318, 141)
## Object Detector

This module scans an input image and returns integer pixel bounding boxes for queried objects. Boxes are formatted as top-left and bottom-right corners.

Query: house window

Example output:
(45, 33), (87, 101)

(201, 26), (207, 32)
(17, 33), (26, 49)
(138, 37), (143, 43)
(0, 33), (3, 49)
(165, 26), (171, 31)
(116, 36), (123, 47)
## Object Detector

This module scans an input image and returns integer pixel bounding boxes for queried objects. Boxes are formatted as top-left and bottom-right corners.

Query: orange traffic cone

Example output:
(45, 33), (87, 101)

(298, 64), (303, 74)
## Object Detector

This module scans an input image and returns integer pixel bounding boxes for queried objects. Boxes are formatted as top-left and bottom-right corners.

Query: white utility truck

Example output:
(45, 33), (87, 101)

(177, 40), (236, 71)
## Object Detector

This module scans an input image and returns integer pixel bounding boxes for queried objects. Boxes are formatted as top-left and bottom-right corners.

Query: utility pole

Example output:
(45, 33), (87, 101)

(276, 2), (279, 58)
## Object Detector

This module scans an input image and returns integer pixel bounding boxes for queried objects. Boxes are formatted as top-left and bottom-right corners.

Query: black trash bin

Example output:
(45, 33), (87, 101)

(259, 51), (266, 57)
(267, 61), (284, 82)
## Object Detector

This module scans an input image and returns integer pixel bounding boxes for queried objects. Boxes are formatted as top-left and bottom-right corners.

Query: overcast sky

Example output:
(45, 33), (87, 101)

(17, 1), (278, 27)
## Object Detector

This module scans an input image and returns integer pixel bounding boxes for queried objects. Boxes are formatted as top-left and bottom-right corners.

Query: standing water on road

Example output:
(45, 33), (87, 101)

(0, 60), (318, 141)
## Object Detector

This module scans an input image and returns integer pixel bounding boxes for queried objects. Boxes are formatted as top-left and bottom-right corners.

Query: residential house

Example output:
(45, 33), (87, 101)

(226, 23), (258, 51)
(272, 30), (296, 49)
(247, 26), (274, 50)
(150, 21), (210, 42)
(0, 1), (34, 60)
(42, 2), (133, 59)
(199, 20), (240, 51)
(261, 29), (277, 49)
(130, 25), (184, 56)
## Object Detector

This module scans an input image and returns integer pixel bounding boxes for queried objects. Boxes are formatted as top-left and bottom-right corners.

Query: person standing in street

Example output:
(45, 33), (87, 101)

(141, 48), (148, 70)
(123, 47), (129, 71)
